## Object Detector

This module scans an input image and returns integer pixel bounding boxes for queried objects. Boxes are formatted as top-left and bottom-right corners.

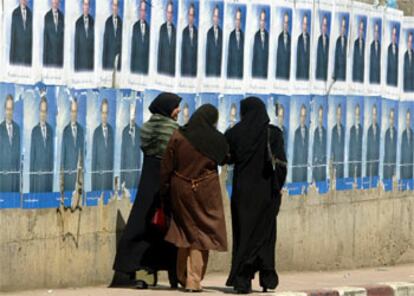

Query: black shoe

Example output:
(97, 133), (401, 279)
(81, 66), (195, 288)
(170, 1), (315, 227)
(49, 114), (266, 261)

(168, 269), (179, 289)
(234, 285), (251, 294)
(135, 280), (148, 289)
(235, 289), (250, 294)
(109, 271), (136, 288)
(170, 282), (178, 289)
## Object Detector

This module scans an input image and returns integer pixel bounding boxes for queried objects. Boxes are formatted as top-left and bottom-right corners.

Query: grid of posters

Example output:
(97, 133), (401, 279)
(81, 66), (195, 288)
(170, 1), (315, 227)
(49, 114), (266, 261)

(0, 0), (414, 209)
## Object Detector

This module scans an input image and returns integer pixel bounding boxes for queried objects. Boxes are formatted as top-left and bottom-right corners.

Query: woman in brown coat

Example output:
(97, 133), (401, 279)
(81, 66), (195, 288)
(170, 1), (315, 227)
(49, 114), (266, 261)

(160, 104), (229, 292)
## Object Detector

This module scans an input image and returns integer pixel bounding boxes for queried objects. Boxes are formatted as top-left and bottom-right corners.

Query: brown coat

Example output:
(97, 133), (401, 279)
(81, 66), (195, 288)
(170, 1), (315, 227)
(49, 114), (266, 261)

(161, 131), (228, 252)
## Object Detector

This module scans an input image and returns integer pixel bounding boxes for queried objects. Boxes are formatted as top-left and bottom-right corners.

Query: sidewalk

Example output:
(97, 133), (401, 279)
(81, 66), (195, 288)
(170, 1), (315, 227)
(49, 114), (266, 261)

(3, 264), (414, 295)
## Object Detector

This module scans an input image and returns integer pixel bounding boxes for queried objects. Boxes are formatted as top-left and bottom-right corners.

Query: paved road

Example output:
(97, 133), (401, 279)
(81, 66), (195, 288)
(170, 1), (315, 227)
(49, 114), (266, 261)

(3, 264), (414, 295)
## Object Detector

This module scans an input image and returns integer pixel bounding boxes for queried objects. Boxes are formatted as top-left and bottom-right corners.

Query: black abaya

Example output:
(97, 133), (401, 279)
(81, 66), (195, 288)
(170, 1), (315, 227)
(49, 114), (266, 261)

(225, 98), (287, 292)
(113, 156), (177, 274)
(112, 93), (181, 287)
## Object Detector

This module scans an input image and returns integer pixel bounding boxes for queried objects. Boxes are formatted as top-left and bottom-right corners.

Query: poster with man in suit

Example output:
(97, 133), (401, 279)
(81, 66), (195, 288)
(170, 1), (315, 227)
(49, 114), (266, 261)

(182, 103), (190, 124)
(387, 25), (400, 87)
(219, 95), (241, 190)
(74, 0), (95, 71)
(296, 12), (310, 81)
(130, 0), (150, 75)
(91, 98), (114, 191)
(120, 102), (141, 189)
(348, 102), (363, 178)
(333, 15), (348, 81)
(180, 2), (198, 77)
(369, 21), (381, 84)
(315, 14), (330, 81)
(366, 103), (380, 178)
(43, 0), (64, 67)
(330, 103), (345, 179)
(276, 101), (289, 155)
(178, 93), (196, 125)
(60, 98), (85, 192)
(157, 0), (177, 76)
(352, 18), (366, 83)
(0, 95), (21, 193)
(383, 107), (398, 180)
(404, 32), (414, 92)
(30, 97), (54, 193)
(400, 108), (414, 180)
(205, 3), (223, 77)
(10, 0), (33, 66)
(292, 104), (309, 183)
(227, 7), (244, 79)
(102, 0), (123, 71)
(251, 8), (269, 79)
(276, 10), (292, 80)
(312, 105), (327, 182)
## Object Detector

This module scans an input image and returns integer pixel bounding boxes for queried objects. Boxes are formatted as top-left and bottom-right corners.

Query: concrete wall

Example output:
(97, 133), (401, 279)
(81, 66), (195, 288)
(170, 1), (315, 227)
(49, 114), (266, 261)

(1, 178), (414, 292)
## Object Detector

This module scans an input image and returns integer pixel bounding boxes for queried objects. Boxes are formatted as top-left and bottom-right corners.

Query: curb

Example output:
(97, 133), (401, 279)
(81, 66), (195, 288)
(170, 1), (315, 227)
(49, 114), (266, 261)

(272, 282), (414, 296)
(382, 282), (414, 296)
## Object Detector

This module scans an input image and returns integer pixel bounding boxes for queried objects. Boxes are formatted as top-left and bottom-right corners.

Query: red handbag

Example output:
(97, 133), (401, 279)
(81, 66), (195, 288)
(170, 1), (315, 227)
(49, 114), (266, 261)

(151, 205), (168, 233)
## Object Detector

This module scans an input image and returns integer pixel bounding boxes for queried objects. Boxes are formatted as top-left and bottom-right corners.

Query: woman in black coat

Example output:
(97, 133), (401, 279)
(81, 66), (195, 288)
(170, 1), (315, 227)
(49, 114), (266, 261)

(111, 93), (182, 289)
(225, 97), (287, 294)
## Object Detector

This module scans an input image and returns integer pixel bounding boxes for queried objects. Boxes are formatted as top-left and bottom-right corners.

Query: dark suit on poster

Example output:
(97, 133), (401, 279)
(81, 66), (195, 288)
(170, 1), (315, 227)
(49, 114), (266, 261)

(252, 29), (269, 79)
(43, 9), (64, 67)
(366, 123), (380, 177)
(334, 36), (347, 81)
(353, 38), (365, 82)
(296, 33), (310, 80)
(10, 5), (33, 66)
(102, 15), (123, 70)
(121, 123), (141, 189)
(0, 121), (20, 192)
(400, 127), (414, 179)
(61, 123), (84, 192)
(30, 123), (54, 193)
(387, 44), (398, 86)
(383, 126), (397, 179)
(331, 124), (345, 178)
(75, 14), (95, 71)
(227, 29), (244, 79)
(157, 22), (176, 76)
(181, 25), (198, 77)
(404, 50), (414, 92)
(292, 126), (308, 182)
(369, 40), (381, 84)
(206, 26), (222, 77)
(348, 124), (363, 178)
(276, 31), (291, 80)
(316, 34), (329, 81)
(131, 20), (150, 74)
(92, 124), (114, 191)
(312, 126), (327, 182)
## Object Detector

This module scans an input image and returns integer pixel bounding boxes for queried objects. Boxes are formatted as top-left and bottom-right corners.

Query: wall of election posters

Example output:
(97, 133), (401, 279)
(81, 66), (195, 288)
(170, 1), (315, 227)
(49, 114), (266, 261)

(0, 0), (414, 209)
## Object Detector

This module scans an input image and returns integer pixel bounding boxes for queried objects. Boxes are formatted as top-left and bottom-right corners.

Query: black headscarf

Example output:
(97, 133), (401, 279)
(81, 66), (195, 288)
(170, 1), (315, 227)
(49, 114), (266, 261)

(179, 104), (229, 164)
(227, 97), (270, 162)
(149, 92), (182, 117)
